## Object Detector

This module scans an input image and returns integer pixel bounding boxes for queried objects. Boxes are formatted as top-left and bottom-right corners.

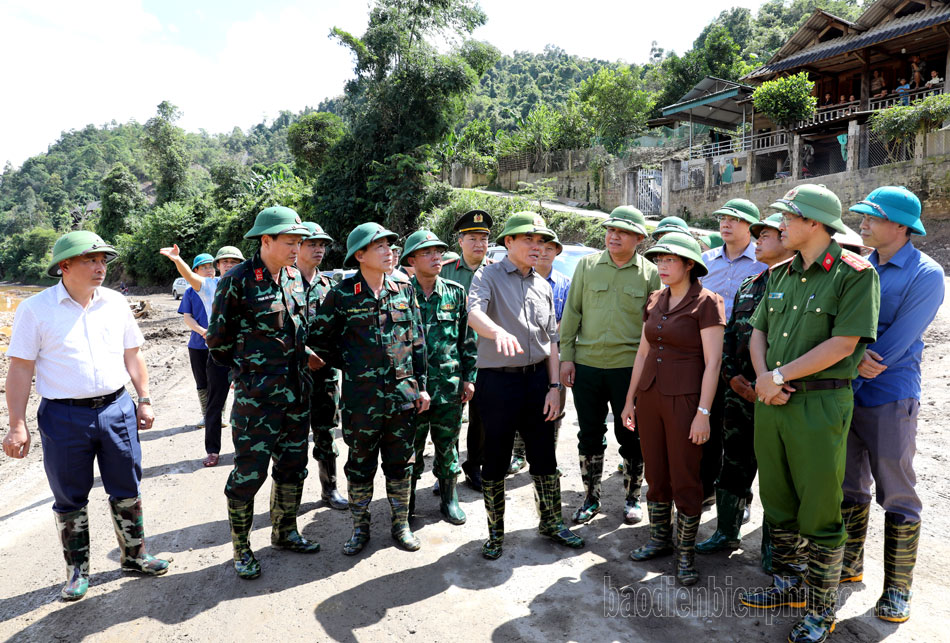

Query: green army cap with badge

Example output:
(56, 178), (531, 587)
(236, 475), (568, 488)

(652, 215), (690, 238)
(603, 205), (648, 236)
(301, 221), (334, 243)
(344, 222), (399, 267)
(750, 213), (784, 238)
(402, 230), (448, 266)
(47, 231), (118, 277)
(496, 211), (555, 244)
(644, 231), (709, 277)
(770, 184), (848, 234)
(214, 246), (245, 263)
(453, 209), (494, 234)
(714, 198), (760, 225)
(243, 206), (310, 239)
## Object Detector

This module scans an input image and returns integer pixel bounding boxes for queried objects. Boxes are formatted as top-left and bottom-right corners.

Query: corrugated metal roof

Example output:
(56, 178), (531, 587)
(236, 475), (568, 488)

(745, 5), (950, 79)
(768, 9), (863, 64)
(857, 0), (909, 29)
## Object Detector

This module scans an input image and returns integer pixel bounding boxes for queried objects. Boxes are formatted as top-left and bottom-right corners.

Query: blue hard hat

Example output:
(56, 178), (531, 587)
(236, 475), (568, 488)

(192, 253), (214, 269)
(849, 186), (925, 236)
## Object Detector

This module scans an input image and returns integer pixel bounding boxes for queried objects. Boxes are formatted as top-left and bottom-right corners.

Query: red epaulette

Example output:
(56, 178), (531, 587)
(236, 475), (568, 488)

(840, 251), (871, 272)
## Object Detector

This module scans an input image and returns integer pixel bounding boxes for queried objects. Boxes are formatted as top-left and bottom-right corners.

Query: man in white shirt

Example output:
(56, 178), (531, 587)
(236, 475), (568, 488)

(2, 231), (170, 602)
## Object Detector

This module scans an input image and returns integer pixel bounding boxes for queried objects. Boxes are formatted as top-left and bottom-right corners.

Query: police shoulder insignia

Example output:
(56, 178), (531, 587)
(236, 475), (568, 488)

(840, 251), (871, 271)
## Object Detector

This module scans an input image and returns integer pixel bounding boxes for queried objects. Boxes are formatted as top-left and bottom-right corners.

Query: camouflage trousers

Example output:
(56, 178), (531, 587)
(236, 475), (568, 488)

(310, 369), (341, 462)
(342, 401), (416, 484)
(717, 389), (758, 498)
(225, 375), (310, 503)
(412, 402), (463, 481)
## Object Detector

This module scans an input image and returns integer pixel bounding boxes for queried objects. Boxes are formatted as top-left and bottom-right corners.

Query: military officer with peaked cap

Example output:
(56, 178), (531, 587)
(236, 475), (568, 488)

(740, 184), (880, 643)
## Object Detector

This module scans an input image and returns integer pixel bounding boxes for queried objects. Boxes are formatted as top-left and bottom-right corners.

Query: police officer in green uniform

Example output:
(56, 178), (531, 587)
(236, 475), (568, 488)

(298, 222), (347, 510)
(696, 213), (792, 569)
(402, 230), (477, 525)
(308, 223), (431, 555)
(206, 206), (320, 580)
(740, 185), (880, 643)
(441, 209), (493, 490)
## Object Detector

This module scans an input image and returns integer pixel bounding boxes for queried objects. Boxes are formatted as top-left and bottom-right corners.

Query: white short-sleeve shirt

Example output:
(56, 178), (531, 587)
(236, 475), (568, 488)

(7, 282), (145, 399)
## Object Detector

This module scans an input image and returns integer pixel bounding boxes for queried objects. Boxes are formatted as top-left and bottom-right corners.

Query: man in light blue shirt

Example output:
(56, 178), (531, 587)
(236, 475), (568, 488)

(839, 187), (944, 624)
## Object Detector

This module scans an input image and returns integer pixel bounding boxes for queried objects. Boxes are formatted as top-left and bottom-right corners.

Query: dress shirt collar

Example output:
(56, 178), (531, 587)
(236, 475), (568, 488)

(657, 279), (703, 315)
(597, 249), (642, 270)
(708, 240), (757, 264)
(501, 255), (535, 276)
(869, 239), (915, 269)
(55, 281), (102, 307)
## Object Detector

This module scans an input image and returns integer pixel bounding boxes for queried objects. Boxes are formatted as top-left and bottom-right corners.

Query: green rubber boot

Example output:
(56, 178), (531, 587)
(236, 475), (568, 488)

(343, 481), (373, 556)
(438, 477), (466, 525)
(227, 497), (260, 579)
(676, 513), (701, 585)
(571, 454), (603, 524)
(533, 473), (584, 549)
(387, 477), (421, 551)
(270, 482), (320, 553)
(788, 541), (843, 643)
(109, 496), (171, 575)
(622, 458), (644, 524)
(54, 508), (90, 601)
(407, 477), (418, 521)
(839, 501), (870, 583)
(739, 525), (807, 609)
(695, 488), (744, 554)
(196, 388), (208, 427)
(482, 478), (505, 559)
(761, 521), (773, 574)
(508, 432), (526, 474)
(630, 501), (674, 561)
(875, 514), (919, 623)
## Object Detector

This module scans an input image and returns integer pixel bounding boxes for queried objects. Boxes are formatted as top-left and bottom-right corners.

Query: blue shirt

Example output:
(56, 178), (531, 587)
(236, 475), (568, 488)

(701, 241), (767, 320)
(178, 287), (209, 350)
(853, 241), (944, 406)
(545, 268), (571, 323)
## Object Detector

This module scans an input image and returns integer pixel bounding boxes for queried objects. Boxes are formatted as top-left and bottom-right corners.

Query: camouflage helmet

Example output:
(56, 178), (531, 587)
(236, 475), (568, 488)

(344, 222), (398, 268)
(402, 230), (448, 266)
(243, 206), (310, 239)
(47, 231), (118, 278)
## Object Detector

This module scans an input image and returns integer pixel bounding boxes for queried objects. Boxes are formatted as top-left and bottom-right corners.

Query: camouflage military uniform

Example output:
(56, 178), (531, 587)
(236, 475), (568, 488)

(206, 251), (312, 502)
(410, 276), (477, 482)
(304, 272), (341, 462)
(308, 271), (428, 484)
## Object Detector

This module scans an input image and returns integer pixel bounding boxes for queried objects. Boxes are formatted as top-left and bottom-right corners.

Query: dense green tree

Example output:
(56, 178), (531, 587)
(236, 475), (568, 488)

(98, 163), (147, 242)
(753, 71), (816, 159)
(287, 112), (345, 177)
(144, 101), (189, 204)
(576, 67), (654, 153)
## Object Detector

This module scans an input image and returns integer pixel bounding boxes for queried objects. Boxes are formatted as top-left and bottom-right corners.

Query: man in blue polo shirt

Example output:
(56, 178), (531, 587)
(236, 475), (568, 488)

(839, 186), (944, 624)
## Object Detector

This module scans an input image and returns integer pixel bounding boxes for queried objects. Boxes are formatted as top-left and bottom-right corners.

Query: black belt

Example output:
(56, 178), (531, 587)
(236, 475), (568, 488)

(789, 379), (851, 392)
(483, 361), (545, 374)
(49, 388), (126, 409)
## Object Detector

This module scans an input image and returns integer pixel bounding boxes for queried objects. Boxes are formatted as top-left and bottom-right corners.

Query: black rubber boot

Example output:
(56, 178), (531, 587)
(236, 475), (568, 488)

(695, 488), (744, 554)
(318, 459), (349, 510)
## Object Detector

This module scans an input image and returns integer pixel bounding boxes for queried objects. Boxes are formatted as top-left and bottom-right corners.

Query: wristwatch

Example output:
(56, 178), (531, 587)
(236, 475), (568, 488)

(697, 406), (710, 416)
(549, 382), (563, 391)
(772, 368), (785, 386)
(138, 397), (152, 405)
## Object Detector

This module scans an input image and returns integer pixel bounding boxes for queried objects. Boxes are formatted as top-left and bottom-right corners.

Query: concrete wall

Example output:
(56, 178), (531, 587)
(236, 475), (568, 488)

(495, 157), (630, 212)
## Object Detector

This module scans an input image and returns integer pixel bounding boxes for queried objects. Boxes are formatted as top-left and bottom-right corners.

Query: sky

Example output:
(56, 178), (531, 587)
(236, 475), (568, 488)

(0, 0), (768, 169)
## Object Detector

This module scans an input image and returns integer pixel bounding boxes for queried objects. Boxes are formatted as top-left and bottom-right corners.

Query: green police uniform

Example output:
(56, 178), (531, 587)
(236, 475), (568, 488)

(308, 222), (429, 554)
(440, 255), (491, 292)
(740, 186), (880, 643)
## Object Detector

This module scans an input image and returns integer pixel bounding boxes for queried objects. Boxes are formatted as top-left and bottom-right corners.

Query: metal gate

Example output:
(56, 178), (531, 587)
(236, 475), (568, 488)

(637, 169), (662, 215)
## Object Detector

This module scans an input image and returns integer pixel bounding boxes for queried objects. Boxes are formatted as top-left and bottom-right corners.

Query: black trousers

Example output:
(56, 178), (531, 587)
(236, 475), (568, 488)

(188, 348), (209, 390)
(700, 386), (725, 499)
(204, 355), (231, 454)
(475, 367), (557, 481)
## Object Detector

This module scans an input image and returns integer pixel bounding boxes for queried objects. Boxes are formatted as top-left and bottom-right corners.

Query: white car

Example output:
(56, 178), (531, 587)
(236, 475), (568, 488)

(172, 277), (189, 300)
(486, 243), (599, 278)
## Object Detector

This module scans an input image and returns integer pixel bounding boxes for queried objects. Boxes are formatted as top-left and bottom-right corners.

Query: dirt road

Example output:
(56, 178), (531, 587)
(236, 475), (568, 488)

(1, 287), (949, 642)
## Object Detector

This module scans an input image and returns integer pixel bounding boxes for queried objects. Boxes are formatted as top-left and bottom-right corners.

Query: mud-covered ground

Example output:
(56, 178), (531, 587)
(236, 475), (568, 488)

(1, 287), (949, 642)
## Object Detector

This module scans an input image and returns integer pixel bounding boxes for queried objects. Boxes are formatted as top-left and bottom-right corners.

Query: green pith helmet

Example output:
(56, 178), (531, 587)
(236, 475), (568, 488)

(644, 231), (708, 277)
(770, 184), (847, 234)
(652, 215), (690, 238)
(714, 198), (760, 225)
(603, 205), (648, 236)
(46, 231), (118, 278)
(344, 222), (398, 268)
(496, 211), (555, 244)
(301, 221), (334, 243)
(442, 251), (460, 264)
(750, 213), (784, 238)
(700, 232), (724, 249)
(214, 246), (245, 264)
(402, 230), (448, 266)
(849, 186), (926, 235)
(243, 206), (310, 239)
(191, 253), (214, 270)
(544, 229), (564, 254)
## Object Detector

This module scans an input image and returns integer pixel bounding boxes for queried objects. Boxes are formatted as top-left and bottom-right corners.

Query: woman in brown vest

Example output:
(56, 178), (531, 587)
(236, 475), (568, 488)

(620, 232), (725, 584)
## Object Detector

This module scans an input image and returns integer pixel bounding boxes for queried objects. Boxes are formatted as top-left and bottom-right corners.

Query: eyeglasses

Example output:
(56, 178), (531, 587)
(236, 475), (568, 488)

(415, 249), (445, 259)
(857, 200), (890, 220)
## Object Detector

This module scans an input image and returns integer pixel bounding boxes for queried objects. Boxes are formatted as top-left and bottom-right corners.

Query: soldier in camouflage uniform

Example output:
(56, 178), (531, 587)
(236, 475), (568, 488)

(401, 230), (477, 525)
(696, 213), (792, 570)
(206, 206), (320, 580)
(308, 222), (431, 555)
(298, 222), (347, 510)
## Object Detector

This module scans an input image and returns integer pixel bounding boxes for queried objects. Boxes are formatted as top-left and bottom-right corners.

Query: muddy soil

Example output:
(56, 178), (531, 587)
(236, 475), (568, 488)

(1, 287), (949, 642)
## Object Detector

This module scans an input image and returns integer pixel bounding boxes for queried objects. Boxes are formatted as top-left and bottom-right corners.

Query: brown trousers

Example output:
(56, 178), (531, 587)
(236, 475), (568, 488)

(635, 385), (704, 516)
